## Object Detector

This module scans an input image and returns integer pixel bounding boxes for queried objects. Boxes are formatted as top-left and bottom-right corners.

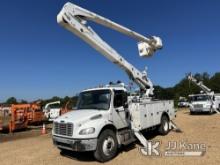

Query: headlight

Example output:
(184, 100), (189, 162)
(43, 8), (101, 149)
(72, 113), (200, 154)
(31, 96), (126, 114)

(205, 104), (211, 108)
(79, 127), (95, 135)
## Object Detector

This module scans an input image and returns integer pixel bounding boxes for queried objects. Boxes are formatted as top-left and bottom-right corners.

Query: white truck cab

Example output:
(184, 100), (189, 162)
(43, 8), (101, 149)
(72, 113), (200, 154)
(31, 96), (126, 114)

(52, 83), (175, 162)
(189, 94), (220, 114)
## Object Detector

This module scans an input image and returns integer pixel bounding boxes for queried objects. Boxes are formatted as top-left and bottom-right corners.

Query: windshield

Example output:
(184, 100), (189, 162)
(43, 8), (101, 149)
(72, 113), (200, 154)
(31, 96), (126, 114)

(190, 95), (210, 102)
(48, 104), (60, 109)
(77, 90), (111, 110)
(179, 99), (187, 103)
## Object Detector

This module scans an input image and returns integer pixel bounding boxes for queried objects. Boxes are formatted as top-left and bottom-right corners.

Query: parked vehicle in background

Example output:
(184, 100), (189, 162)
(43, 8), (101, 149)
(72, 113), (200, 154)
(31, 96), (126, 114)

(188, 74), (220, 114)
(43, 101), (61, 121)
(178, 97), (189, 108)
(189, 93), (220, 114)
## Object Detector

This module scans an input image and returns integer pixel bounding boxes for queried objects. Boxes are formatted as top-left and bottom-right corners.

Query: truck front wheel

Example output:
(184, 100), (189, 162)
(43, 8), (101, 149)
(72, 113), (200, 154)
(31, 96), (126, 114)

(158, 115), (169, 135)
(94, 129), (118, 162)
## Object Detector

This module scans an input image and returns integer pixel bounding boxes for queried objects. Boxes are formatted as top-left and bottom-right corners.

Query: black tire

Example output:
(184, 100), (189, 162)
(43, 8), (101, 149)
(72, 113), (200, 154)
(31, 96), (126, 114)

(58, 148), (69, 154)
(190, 111), (195, 115)
(158, 115), (169, 135)
(94, 129), (118, 162)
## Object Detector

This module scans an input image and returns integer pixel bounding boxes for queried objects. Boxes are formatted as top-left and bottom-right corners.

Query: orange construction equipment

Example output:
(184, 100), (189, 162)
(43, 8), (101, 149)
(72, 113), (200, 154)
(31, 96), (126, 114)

(0, 103), (44, 133)
(60, 100), (72, 115)
(27, 104), (44, 124)
(9, 104), (29, 133)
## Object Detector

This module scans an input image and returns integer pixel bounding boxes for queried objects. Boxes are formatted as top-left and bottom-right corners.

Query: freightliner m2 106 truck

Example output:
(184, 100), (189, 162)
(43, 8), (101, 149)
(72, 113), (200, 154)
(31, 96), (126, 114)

(53, 2), (178, 162)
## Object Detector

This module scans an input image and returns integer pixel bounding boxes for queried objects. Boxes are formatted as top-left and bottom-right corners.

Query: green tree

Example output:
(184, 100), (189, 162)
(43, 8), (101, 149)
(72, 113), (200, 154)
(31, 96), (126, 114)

(22, 72), (219, 109)
(20, 99), (28, 104)
(6, 97), (17, 104)
(209, 72), (220, 93)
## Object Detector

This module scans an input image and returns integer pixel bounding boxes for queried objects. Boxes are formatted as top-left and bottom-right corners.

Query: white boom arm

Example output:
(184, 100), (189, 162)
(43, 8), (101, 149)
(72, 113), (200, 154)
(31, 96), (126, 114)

(57, 2), (163, 96)
(44, 101), (61, 110)
(187, 74), (213, 95)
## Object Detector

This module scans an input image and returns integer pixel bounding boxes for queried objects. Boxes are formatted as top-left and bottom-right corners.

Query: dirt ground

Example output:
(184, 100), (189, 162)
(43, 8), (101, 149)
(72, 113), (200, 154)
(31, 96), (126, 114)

(0, 109), (220, 165)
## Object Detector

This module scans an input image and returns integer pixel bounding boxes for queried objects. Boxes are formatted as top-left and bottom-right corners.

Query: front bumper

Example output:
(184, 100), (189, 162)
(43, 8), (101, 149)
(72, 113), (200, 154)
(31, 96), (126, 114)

(190, 107), (210, 112)
(53, 135), (97, 152)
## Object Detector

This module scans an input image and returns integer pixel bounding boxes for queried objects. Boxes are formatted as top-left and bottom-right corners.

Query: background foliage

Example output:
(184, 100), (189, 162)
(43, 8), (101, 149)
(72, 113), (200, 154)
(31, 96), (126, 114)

(1, 72), (220, 108)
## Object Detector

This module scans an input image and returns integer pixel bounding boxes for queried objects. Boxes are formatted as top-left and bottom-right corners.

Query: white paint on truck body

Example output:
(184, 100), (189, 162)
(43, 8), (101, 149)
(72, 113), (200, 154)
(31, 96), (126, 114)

(52, 86), (175, 151)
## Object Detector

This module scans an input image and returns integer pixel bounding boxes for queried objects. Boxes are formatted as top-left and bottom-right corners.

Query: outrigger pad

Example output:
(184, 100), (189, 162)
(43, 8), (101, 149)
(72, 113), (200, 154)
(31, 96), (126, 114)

(169, 121), (183, 133)
(174, 128), (182, 133)
(214, 109), (220, 114)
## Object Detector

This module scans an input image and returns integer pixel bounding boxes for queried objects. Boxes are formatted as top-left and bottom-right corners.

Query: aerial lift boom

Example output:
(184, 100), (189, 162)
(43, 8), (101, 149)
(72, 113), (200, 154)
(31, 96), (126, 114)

(43, 101), (61, 120)
(187, 74), (213, 95)
(57, 2), (163, 97)
(44, 101), (61, 110)
(55, 3), (180, 158)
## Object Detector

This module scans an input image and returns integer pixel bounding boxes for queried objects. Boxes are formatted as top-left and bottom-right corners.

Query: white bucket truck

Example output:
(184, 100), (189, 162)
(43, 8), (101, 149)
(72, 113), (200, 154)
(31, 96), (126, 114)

(53, 2), (178, 162)
(188, 74), (220, 114)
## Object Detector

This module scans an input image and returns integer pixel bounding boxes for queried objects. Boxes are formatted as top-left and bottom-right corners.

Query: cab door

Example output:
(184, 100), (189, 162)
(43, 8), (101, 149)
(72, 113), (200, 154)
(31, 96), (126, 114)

(111, 90), (129, 129)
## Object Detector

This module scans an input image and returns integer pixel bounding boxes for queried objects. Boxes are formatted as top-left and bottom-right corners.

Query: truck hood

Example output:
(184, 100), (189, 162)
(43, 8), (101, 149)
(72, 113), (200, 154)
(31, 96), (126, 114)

(191, 101), (209, 105)
(55, 109), (104, 123)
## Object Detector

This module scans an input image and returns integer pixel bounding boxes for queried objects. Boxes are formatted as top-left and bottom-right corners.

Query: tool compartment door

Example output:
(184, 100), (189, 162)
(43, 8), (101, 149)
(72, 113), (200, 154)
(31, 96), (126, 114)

(130, 103), (155, 130)
(131, 100), (174, 130)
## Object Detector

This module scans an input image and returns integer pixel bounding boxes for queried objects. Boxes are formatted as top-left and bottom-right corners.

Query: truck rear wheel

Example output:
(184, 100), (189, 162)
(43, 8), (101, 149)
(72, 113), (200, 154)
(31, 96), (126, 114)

(94, 129), (118, 162)
(158, 115), (169, 135)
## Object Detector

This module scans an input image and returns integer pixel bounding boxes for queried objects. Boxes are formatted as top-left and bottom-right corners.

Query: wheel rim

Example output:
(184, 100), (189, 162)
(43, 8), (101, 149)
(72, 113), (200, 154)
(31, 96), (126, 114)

(102, 136), (115, 156)
(164, 121), (168, 131)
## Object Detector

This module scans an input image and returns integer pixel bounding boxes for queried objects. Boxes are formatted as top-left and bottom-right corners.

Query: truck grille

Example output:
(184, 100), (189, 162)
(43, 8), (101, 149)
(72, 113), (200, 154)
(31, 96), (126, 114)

(194, 104), (203, 108)
(54, 122), (73, 137)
